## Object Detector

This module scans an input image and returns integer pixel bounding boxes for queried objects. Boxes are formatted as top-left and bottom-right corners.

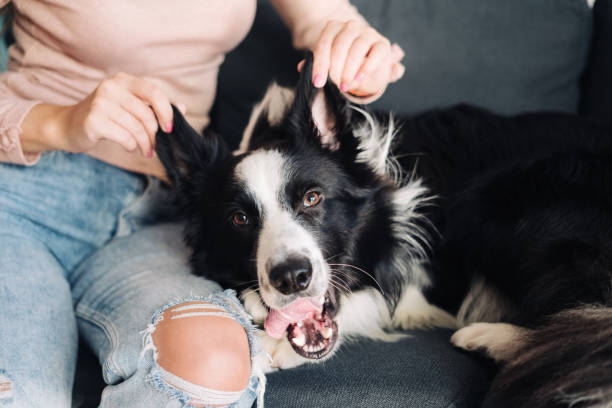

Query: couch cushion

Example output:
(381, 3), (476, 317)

(211, 0), (593, 149)
(580, 0), (612, 117)
(266, 329), (495, 408)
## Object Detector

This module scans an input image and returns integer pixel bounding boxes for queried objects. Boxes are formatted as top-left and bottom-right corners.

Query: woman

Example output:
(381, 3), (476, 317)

(0, 1), (404, 407)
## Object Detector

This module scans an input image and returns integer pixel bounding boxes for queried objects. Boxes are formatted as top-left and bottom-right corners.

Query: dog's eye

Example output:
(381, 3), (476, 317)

(303, 191), (322, 208)
(232, 211), (250, 226)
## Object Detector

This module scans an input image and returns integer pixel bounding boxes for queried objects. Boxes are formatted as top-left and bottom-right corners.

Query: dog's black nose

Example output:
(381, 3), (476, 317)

(269, 257), (312, 295)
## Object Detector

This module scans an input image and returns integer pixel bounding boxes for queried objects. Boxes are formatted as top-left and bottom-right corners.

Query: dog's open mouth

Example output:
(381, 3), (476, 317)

(285, 294), (338, 359)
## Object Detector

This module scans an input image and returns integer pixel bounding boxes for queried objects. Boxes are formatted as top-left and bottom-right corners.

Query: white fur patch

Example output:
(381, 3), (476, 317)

(392, 285), (458, 329)
(336, 288), (406, 342)
(390, 182), (433, 265)
(587, 0), (596, 8)
(353, 106), (400, 181)
(235, 149), (286, 217)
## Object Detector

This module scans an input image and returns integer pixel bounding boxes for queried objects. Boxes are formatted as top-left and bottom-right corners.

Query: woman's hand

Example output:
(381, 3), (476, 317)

(303, 20), (405, 99)
(60, 72), (174, 157)
(23, 72), (176, 158)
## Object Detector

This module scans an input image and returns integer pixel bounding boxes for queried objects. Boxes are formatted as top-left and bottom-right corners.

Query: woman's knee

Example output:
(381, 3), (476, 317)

(151, 301), (252, 405)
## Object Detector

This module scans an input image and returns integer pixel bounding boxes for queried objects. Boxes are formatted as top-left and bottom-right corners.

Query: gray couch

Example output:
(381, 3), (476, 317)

(72, 0), (611, 407)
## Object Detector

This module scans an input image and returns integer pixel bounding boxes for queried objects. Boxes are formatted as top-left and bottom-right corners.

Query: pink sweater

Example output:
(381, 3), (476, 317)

(0, 0), (363, 174)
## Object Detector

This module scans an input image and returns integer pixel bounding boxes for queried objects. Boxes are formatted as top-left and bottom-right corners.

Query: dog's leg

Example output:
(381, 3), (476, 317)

(450, 322), (531, 362)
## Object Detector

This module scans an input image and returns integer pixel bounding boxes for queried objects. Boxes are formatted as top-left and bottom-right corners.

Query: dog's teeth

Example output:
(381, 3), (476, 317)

(297, 321), (303, 327)
(292, 332), (306, 347)
(318, 295), (325, 305)
(322, 327), (333, 339)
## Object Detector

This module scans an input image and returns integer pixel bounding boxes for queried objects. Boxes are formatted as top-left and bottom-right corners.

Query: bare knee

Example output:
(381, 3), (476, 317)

(152, 301), (251, 397)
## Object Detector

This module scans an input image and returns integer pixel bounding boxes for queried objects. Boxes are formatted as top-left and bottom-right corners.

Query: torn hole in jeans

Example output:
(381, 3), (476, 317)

(0, 371), (13, 403)
(140, 290), (266, 408)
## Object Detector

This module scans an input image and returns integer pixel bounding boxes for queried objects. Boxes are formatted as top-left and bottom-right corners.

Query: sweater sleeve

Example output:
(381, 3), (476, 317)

(269, 0), (384, 104)
(0, 82), (42, 165)
(0, 1), (43, 165)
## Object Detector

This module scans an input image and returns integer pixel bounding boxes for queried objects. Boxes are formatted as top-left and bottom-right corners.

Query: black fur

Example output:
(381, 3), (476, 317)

(485, 307), (612, 408)
(157, 52), (612, 406)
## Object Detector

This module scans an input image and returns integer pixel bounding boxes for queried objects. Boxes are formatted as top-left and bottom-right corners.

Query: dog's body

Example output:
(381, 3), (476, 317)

(157, 55), (612, 407)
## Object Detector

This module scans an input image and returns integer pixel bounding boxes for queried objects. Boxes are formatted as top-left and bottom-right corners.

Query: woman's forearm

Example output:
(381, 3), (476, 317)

(20, 103), (72, 154)
(270, 0), (365, 50)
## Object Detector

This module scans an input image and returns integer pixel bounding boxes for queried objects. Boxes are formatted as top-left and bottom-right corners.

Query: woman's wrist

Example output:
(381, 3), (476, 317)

(21, 103), (73, 154)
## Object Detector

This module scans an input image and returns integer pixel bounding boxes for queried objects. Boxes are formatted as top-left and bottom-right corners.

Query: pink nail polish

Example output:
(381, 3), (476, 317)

(313, 74), (324, 88)
(355, 72), (365, 82)
(340, 83), (348, 92)
(147, 150), (153, 158)
(166, 122), (173, 133)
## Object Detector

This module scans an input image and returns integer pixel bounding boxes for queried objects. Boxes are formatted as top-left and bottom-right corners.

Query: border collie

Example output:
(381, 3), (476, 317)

(156, 53), (612, 407)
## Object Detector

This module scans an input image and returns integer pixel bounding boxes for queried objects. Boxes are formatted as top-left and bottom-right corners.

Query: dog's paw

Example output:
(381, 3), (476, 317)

(241, 289), (268, 325)
(257, 332), (308, 372)
(450, 322), (527, 362)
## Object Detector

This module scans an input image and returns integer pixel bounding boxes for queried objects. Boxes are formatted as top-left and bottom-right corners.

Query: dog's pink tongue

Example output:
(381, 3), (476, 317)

(264, 297), (322, 339)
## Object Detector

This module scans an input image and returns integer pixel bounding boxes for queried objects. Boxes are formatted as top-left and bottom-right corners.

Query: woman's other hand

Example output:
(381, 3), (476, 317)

(302, 20), (405, 99)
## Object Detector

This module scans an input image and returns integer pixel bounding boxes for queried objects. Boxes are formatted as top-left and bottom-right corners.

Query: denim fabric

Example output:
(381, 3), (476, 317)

(0, 152), (261, 407)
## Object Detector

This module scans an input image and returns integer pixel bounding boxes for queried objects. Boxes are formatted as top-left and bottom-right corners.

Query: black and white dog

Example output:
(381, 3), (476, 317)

(156, 54), (612, 407)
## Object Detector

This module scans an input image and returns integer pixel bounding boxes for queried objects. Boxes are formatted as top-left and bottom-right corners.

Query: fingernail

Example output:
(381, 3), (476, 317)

(354, 72), (365, 82)
(340, 82), (348, 92)
(166, 122), (173, 133)
(313, 74), (324, 88)
(147, 150), (153, 158)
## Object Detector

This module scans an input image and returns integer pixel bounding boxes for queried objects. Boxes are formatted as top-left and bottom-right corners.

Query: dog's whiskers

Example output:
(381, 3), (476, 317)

(330, 268), (360, 285)
(329, 279), (351, 296)
(330, 275), (352, 296)
(329, 263), (385, 295)
(325, 252), (344, 262)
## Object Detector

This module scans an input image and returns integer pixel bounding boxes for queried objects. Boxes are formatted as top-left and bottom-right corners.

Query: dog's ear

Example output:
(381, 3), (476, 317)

(156, 105), (229, 187)
(238, 83), (295, 153)
(285, 52), (356, 153)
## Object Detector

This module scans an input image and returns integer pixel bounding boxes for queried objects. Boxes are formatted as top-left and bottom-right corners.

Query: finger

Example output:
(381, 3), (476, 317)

(106, 103), (152, 157)
(328, 22), (364, 91)
(341, 35), (376, 89)
(120, 93), (159, 146)
(390, 43), (405, 64)
(128, 78), (174, 133)
(312, 21), (344, 88)
(390, 62), (405, 83)
(358, 40), (391, 78)
(176, 102), (186, 115)
(297, 59), (305, 73)
(88, 115), (139, 153)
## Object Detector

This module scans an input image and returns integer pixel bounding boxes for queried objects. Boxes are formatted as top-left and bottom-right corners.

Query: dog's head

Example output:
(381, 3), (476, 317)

(157, 53), (397, 360)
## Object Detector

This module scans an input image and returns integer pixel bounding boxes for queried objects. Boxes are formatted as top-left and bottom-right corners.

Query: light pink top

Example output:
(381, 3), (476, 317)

(0, 0), (363, 173)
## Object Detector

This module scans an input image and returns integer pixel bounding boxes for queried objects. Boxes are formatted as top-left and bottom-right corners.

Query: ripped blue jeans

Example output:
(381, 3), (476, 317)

(0, 152), (264, 407)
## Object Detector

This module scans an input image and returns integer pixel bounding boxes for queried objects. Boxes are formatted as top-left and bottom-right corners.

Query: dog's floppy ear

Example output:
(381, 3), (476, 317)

(156, 105), (229, 187)
(285, 51), (355, 152)
(238, 83), (295, 153)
